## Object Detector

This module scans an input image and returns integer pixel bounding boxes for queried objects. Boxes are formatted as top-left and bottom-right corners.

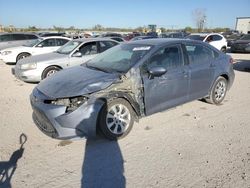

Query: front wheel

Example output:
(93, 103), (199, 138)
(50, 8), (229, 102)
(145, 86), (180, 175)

(42, 66), (61, 80)
(17, 52), (31, 62)
(206, 77), (228, 105)
(98, 98), (134, 140)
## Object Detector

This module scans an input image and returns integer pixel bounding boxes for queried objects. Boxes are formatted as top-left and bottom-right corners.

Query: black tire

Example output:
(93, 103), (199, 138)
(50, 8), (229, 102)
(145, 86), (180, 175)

(206, 76), (228, 105)
(98, 98), (134, 140)
(220, 47), (226, 53)
(42, 66), (61, 79)
(16, 52), (31, 62)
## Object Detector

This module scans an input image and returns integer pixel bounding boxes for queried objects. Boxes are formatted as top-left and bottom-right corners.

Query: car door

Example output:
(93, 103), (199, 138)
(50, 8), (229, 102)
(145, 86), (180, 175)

(142, 44), (190, 116)
(33, 39), (58, 55)
(69, 42), (98, 67)
(184, 43), (215, 100)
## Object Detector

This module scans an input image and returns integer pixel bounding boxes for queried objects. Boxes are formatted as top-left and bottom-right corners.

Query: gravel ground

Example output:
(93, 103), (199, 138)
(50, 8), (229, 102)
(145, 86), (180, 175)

(0, 53), (250, 188)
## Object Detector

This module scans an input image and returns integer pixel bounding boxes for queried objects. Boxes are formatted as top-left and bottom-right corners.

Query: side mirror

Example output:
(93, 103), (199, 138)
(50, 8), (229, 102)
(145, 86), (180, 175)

(72, 52), (82, 57)
(148, 66), (167, 79)
(36, 44), (43, 48)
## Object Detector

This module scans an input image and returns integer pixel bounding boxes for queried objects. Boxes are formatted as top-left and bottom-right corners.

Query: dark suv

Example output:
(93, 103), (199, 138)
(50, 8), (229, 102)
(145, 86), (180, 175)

(0, 33), (39, 50)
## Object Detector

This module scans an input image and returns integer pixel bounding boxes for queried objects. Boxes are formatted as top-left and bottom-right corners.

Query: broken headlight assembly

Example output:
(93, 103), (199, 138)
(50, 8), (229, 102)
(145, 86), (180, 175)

(46, 96), (88, 113)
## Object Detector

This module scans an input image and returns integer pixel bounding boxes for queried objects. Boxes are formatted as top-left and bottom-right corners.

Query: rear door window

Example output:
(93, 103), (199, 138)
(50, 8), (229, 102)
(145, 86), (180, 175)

(184, 44), (215, 64)
(211, 35), (222, 41)
(38, 39), (56, 47)
(79, 42), (98, 55)
(12, 34), (26, 41)
(98, 41), (118, 53)
(55, 39), (69, 46)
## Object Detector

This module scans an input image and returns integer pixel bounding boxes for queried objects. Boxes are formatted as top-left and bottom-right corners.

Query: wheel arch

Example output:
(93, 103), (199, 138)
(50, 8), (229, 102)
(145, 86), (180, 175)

(209, 73), (229, 95)
(16, 52), (31, 62)
(41, 65), (63, 79)
(220, 73), (229, 81)
(97, 92), (141, 120)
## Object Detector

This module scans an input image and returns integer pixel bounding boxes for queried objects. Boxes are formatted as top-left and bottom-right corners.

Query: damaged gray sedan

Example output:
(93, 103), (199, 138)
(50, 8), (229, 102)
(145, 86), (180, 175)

(30, 39), (235, 140)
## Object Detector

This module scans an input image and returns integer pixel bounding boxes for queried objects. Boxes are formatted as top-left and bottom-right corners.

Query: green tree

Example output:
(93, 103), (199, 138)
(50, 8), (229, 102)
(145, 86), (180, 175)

(184, 26), (193, 33)
(53, 25), (64, 32)
(28, 26), (39, 31)
(160, 27), (167, 33)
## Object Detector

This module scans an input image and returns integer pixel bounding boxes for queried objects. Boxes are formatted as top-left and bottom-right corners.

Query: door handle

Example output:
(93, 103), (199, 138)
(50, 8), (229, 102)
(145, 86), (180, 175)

(210, 64), (216, 68)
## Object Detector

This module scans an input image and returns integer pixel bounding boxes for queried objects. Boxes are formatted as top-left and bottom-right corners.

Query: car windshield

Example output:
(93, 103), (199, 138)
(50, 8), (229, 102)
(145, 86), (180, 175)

(84, 44), (152, 73)
(23, 39), (42, 47)
(56, 40), (81, 54)
(186, 35), (206, 41)
(240, 35), (250, 40)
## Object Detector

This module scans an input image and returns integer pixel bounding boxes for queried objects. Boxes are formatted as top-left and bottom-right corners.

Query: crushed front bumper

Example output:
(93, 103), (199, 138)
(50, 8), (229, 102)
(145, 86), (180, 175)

(30, 88), (104, 140)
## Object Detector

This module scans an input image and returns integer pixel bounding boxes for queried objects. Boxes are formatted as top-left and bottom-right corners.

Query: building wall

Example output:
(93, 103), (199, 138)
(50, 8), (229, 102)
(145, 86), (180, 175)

(236, 17), (250, 34)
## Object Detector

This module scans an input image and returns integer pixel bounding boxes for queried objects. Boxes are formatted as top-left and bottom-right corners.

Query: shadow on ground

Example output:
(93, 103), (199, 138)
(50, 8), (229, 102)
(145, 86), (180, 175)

(0, 134), (27, 188)
(81, 138), (125, 188)
(233, 59), (250, 73)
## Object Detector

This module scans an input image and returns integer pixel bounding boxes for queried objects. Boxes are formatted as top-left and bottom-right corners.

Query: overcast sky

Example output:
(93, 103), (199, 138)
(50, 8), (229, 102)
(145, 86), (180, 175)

(0, 0), (249, 29)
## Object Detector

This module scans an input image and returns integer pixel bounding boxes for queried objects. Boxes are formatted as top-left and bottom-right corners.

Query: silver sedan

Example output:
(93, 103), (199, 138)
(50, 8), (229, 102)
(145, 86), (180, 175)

(13, 38), (119, 82)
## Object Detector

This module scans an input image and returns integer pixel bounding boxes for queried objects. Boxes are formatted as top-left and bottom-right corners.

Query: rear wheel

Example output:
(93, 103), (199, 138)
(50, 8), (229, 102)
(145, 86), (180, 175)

(17, 52), (31, 62)
(98, 98), (134, 140)
(206, 77), (228, 105)
(42, 66), (61, 79)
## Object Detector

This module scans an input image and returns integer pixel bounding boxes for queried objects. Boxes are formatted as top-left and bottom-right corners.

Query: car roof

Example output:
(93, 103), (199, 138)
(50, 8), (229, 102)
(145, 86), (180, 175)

(73, 37), (118, 43)
(0, 32), (39, 36)
(127, 38), (185, 45)
(126, 38), (216, 49)
(190, 33), (222, 36)
(41, 36), (71, 40)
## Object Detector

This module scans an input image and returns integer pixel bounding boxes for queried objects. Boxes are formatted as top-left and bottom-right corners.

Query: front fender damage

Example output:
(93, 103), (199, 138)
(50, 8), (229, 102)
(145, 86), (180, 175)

(55, 98), (105, 138)
(92, 68), (145, 120)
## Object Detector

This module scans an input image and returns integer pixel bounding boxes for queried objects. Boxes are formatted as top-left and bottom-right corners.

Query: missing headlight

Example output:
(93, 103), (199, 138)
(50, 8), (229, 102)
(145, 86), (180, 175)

(67, 96), (88, 112)
(44, 96), (88, 113)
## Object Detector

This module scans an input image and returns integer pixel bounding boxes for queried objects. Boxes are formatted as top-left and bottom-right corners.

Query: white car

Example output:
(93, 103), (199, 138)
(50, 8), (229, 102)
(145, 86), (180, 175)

(186, 33), (227, 52)
(13, 38), (119, 82)
(0, 36), (71, 64)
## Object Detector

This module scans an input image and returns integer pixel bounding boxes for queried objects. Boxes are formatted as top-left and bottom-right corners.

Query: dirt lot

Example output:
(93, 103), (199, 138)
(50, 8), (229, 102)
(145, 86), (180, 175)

(0, 53), (250, 188)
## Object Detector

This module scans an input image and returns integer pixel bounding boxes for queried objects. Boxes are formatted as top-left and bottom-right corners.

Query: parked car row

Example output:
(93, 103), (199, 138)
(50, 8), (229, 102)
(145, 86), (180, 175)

(12, 38), (119, 82)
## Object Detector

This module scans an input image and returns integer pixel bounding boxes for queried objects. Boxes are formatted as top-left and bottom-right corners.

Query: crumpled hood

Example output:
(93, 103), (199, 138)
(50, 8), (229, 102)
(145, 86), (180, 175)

(17, 52), (67, 65)
(36, 65), (120, 98)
